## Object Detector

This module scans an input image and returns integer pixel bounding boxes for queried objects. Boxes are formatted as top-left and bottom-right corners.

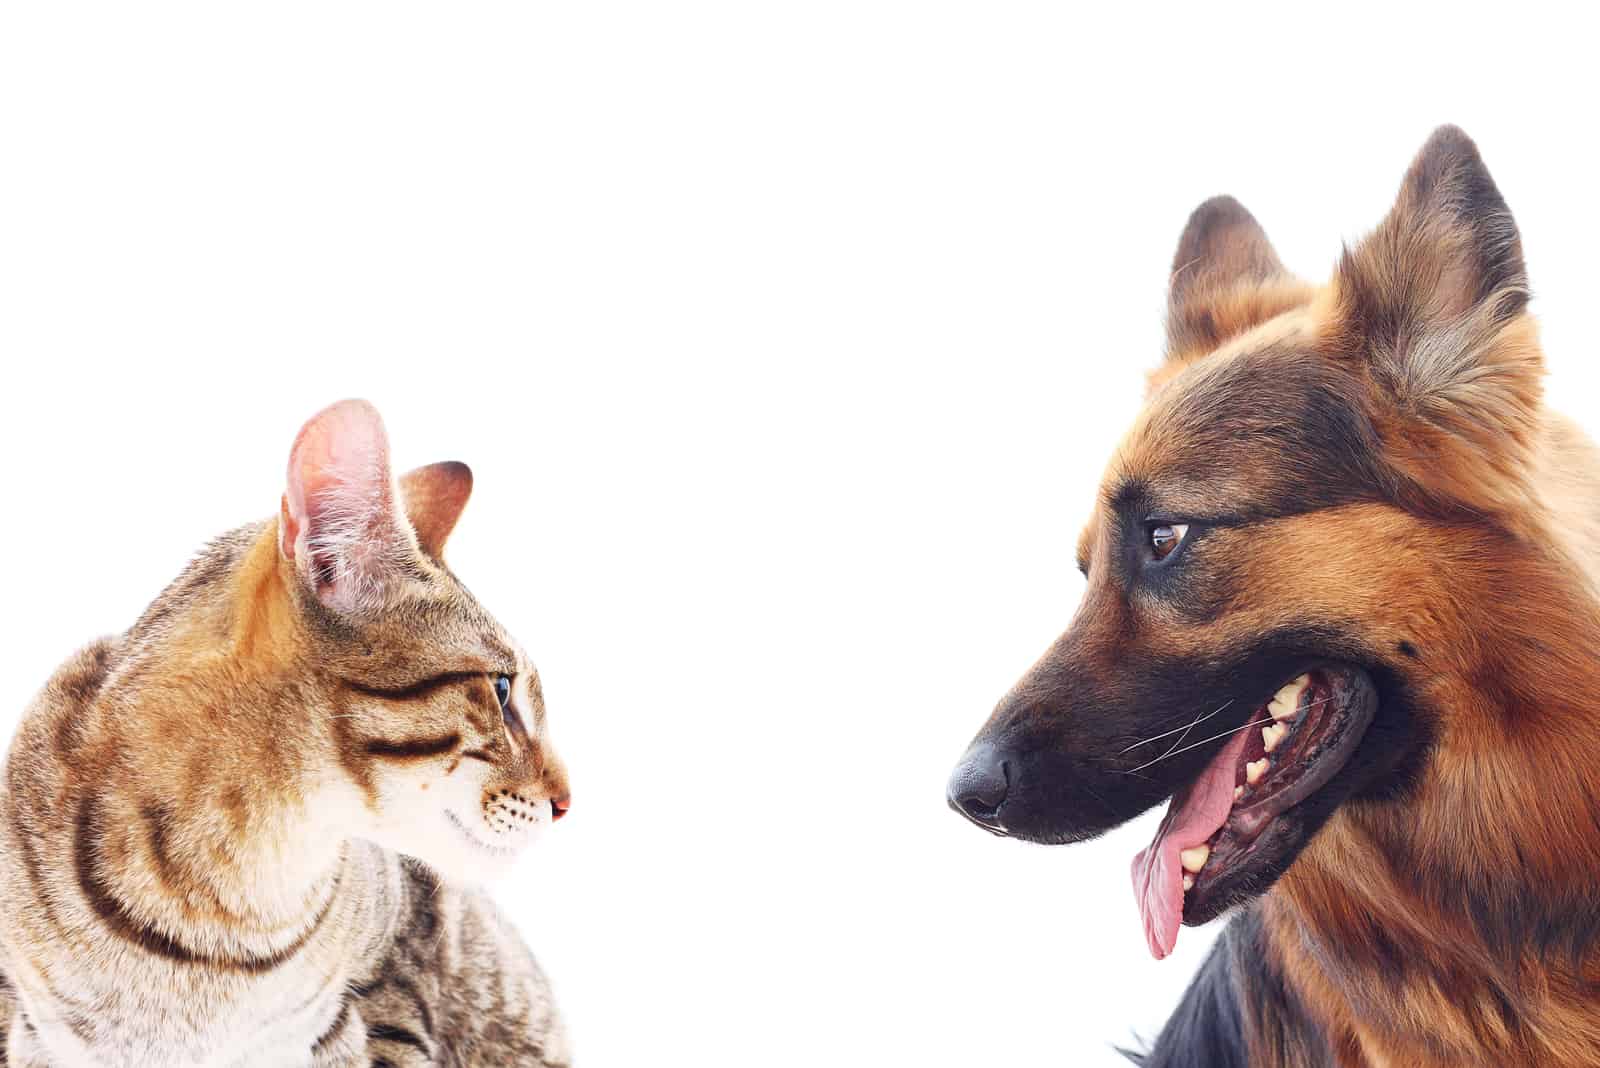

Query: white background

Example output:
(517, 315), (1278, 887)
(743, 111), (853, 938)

(2, 5), (1596, 1065)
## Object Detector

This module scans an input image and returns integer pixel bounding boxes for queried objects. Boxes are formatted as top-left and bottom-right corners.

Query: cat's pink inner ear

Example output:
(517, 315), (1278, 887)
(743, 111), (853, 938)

(280, 399), (410, 611)
(400, 461), (474, 559)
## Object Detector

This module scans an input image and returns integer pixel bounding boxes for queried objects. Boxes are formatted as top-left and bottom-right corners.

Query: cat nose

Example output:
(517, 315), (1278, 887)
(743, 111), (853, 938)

(551, 795), (571, 821)
(947, 742), (1009, 829)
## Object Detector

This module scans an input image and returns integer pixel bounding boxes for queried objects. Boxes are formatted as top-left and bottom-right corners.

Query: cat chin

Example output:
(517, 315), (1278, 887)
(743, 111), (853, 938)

(358, 795), (550, 886)
(412, 806), (549, 885)
(351, 763), (552, 879)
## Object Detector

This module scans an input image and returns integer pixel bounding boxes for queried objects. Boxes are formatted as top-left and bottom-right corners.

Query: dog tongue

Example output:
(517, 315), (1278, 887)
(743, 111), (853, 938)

(1131, 729), (1251, 960)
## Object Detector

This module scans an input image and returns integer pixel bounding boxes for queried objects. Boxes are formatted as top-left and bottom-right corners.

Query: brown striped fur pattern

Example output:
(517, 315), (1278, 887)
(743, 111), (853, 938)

(0, 401), (571, 1066)
(955, 128), (1600, 1066)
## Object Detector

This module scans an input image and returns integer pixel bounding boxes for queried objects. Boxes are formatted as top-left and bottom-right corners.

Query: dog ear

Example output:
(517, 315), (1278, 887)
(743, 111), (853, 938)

(1329, 126), (1542, 520)
(1164, 197), (1306, 362)
(1332, 125), (1529, 362)
(1169, 196), (1286, 307)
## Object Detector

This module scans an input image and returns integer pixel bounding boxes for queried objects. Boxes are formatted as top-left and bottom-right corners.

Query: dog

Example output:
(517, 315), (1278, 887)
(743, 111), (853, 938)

(947, 126), (1600, 1067)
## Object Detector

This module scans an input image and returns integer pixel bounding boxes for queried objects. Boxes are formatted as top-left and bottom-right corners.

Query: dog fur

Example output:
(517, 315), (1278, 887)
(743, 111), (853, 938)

(953, 127), (1600, 1067)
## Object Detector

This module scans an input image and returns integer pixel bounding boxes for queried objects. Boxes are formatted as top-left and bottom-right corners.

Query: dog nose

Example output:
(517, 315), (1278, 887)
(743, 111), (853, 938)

(947, 743), (1009, 828)
(551, 795), (571, 821)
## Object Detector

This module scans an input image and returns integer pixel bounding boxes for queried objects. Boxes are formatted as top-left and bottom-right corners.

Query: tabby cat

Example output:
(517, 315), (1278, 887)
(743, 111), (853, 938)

(0, 400), (572, 1067)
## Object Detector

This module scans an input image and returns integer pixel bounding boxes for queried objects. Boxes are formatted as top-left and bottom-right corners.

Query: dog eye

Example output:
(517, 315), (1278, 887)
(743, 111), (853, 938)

(493, 674), (513, 712)
(1149, 523), (1189, 560)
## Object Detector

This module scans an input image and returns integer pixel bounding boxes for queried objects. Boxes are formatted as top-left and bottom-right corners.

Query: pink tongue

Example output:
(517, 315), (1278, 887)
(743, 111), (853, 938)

(1130, 729), (1251, 960)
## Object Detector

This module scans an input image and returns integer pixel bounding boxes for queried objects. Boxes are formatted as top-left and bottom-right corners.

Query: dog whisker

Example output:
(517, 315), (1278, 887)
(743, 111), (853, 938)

(1119, 699), (1233, 754)
(1124, 717), (1276, 774)
(1121, 695), (1339, 775)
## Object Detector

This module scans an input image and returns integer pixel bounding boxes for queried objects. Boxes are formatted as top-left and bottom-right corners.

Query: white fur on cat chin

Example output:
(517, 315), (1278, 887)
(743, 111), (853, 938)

(358, 772), (550, 886)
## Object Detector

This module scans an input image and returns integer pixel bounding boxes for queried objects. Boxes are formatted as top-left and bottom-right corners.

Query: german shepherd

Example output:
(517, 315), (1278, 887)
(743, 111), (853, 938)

(947, 127), (1600, 1066)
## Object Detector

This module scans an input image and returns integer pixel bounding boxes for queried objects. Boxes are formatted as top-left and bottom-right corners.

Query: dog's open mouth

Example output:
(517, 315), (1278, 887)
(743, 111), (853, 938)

(1131, 665), (1377, 959)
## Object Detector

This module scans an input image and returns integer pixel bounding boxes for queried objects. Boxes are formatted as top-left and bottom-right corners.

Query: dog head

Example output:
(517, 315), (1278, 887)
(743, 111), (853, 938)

(948, 127), (1549, 957)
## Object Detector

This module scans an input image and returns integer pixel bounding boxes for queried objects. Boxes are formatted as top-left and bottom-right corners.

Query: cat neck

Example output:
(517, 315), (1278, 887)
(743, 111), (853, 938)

(88, 522), (366, 954)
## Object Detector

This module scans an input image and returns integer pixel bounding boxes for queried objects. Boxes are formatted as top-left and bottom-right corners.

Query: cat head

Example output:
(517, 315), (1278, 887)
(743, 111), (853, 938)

(278, 399), (569, 883)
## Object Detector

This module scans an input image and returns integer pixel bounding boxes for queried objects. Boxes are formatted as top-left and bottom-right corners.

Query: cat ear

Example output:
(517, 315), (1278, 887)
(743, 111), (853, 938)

(278, 399), (416, 614)
(399, 461), (473, 560)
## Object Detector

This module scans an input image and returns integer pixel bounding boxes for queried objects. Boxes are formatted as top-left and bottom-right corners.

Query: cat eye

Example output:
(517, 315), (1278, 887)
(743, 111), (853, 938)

(493, 674), (513, 713)
(1149, 523), (1189, 561)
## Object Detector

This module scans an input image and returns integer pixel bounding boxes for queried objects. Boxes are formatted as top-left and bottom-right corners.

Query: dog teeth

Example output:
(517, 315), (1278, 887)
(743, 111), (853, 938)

(1262, 723), (1288, 752)
(1180, 845), (1210, 873)
(1246, 758), (1269, 785)
(1269, 675), (1310, 720)
(1182, 874), (1195, 892)
(1234, 785), (1244, 801)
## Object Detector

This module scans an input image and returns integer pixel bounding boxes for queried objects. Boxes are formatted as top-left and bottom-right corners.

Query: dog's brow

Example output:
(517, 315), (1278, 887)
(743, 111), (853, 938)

(1105, 476), (1149, 512)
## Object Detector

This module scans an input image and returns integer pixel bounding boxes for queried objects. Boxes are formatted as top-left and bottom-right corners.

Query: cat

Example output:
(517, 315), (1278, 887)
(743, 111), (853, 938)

(0, 399), (572, 1067)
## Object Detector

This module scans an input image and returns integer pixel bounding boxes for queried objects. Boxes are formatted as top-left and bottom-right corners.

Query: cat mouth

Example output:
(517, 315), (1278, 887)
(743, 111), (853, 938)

(444, 808), (524, 858)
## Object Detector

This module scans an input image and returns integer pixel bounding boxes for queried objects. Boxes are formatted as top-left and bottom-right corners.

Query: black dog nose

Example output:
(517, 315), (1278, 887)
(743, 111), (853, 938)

(947, 742), (1010, 828)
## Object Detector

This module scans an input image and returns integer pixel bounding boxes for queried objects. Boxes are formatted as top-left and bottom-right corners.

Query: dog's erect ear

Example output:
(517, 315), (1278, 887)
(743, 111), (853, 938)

(1333, 125), (1529, 359)
(1169, 196), (1286, 308)
(1164, 197), (1306, 362)
(1329, 126), (1542, 522)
